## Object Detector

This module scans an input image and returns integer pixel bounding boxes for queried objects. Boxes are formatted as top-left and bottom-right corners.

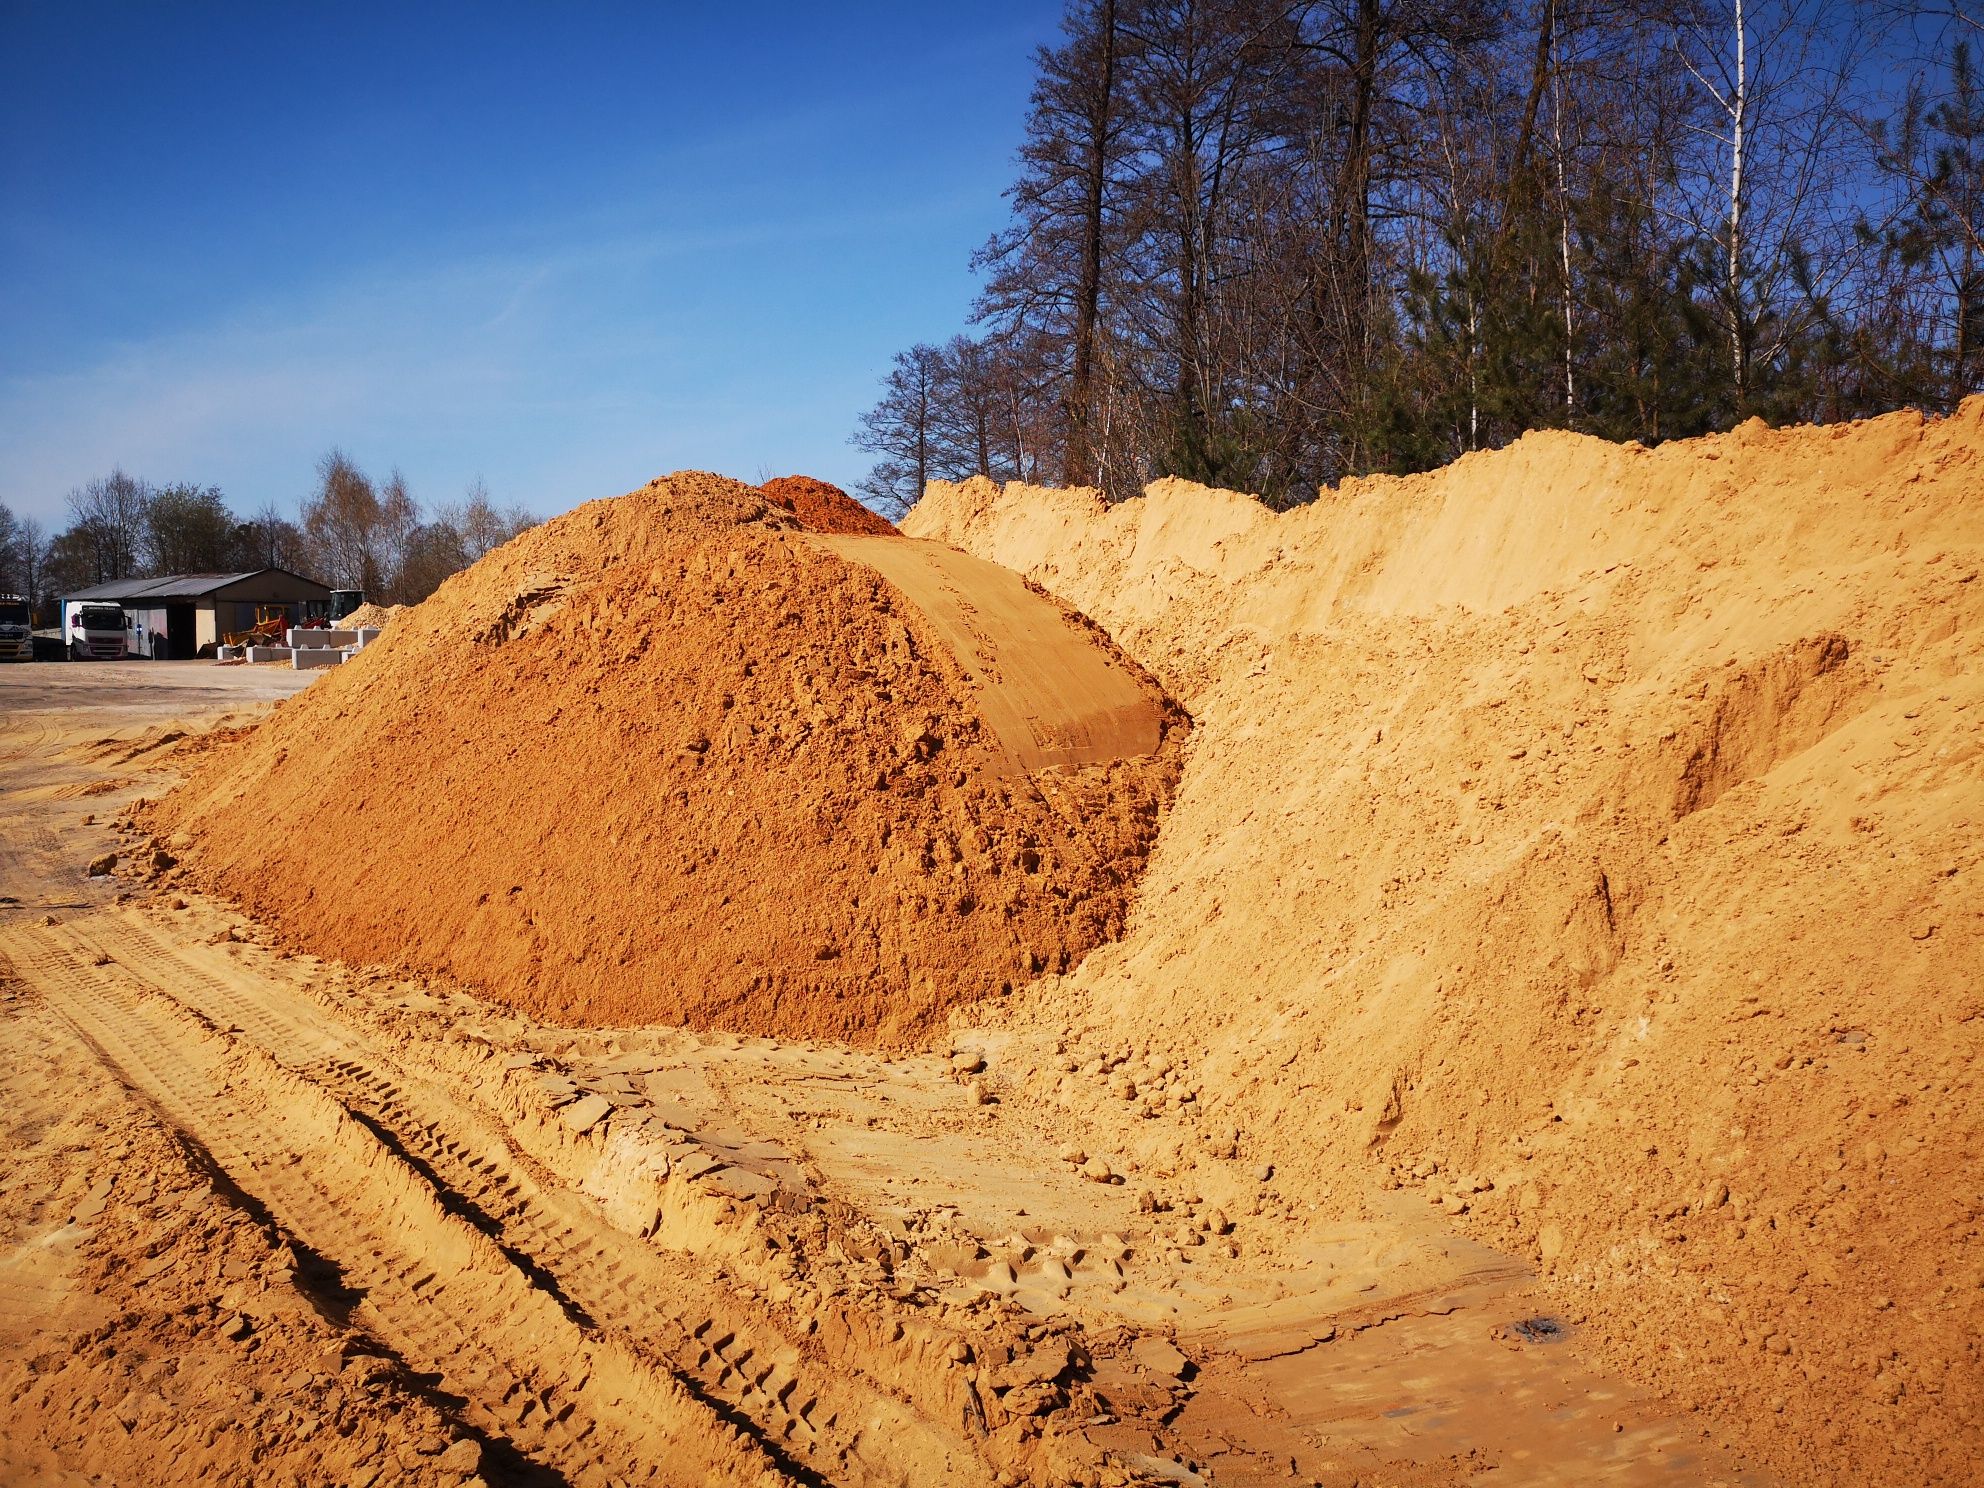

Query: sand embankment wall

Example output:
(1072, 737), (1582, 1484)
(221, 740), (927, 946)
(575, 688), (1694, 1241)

(907, 404), (1984, 1480)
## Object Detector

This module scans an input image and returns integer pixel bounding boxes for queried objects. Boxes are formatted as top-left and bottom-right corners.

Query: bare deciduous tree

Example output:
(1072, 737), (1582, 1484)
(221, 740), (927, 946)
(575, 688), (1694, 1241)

(300, 451), (419, 598)
(242, 499), (308, 572)
(145, 483), (236, 574)
(65, 469), (151, 583)
(856, 0), (1974, 509)
(1673, 0), (1861, 414)
(853, 345), (947, 514)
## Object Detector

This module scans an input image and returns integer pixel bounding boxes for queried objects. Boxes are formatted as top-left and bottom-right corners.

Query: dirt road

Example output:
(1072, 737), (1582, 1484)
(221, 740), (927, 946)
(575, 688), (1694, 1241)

(1, 664), (1767, 1486)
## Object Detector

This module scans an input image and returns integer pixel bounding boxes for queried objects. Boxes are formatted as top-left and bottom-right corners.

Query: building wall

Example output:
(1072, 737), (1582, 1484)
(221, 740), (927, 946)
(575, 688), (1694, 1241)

(123, 605), (167, 657)
(60, 573), (333, 654)
(58, 601), (215, 658)
(210, 574), (333, 612)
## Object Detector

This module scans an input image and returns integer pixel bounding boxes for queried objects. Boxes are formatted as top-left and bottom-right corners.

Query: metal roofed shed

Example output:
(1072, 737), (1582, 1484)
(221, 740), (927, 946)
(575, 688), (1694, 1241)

(61, 568), (332, 660)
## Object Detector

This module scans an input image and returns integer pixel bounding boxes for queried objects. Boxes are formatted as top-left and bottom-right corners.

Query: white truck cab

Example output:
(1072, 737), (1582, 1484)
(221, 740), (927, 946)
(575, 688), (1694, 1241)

(65, 602), (129, 660)
(0, 595), (30, 662)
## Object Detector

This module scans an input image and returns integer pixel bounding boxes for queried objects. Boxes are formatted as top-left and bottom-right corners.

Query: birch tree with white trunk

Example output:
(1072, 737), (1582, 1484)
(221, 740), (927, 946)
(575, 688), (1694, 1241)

(1674, 0), (1860, 413)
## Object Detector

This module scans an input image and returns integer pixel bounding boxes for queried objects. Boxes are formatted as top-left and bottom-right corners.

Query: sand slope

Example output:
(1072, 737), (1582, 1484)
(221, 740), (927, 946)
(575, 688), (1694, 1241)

(908, 404), (1984, 1483)
(153, 472), (1184, 1044)
(816, 535), (1167, 772)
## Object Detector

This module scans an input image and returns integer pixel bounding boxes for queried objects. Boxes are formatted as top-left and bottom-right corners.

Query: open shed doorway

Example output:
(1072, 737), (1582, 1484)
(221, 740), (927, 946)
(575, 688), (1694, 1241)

(166, 603), (196, 659)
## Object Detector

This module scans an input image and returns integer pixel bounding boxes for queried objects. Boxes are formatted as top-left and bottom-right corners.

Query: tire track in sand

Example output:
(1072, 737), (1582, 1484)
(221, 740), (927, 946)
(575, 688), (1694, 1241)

(7, 926), (787, 1488)
(36, 912), (976, 1488)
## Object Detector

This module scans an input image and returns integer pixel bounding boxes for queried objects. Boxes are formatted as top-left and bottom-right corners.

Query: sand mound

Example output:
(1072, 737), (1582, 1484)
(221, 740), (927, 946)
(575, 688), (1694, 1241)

(909, 403), (1984, 1485)
(759, 475), (897, 535)
(339, 602), (401, 630)
(152, 471), (1183, 1044)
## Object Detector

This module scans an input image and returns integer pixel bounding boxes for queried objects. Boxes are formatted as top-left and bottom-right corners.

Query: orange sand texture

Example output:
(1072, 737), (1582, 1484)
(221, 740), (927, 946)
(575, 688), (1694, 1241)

(337, 601), (402, 631)
(907, 402), (1984, 1484)
(758, 474), (899, 536)
(153, 472), (1183, 1045)
(152, 404), (1982, 1482)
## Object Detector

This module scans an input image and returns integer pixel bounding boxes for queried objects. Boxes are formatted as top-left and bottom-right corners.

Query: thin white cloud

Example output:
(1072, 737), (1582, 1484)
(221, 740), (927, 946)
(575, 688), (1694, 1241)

(0, 189), (984, 526)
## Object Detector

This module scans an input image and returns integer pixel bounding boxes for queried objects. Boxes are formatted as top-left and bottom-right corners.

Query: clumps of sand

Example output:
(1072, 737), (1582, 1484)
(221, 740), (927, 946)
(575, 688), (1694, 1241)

(910, 401), (1984, 1486)
(338, 602), (402, 630)
(0, 1068), (477, 1488)
(152, 472), (1182, 1044)
(758, 475), (897, 536)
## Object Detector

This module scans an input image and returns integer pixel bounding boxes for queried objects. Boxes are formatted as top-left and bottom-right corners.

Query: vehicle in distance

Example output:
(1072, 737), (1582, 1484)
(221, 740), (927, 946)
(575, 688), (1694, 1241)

(0, 595), (30, 662)
(65, 603), (129, 660)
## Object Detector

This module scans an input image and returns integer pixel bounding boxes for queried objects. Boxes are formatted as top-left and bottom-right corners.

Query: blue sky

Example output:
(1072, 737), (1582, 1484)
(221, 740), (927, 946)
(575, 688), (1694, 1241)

(0, 2), (1062, 527)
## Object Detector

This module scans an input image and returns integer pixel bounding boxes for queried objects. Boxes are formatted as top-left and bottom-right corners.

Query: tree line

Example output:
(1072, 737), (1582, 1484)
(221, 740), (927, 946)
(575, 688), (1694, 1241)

(854, 0), (1984, 510)
(0, 452), (535, 622)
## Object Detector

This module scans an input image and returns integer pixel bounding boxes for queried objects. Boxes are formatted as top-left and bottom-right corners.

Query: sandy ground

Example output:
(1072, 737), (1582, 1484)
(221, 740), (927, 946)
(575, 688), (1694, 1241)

(906, 404), (1982, 1485)
(0, 662), (1766, 1486)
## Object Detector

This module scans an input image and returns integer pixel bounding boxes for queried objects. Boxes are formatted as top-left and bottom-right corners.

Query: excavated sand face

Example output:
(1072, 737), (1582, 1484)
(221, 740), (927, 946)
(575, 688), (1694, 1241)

(909, 403), (1984, 1486)
(153, 472), (1184, 1044)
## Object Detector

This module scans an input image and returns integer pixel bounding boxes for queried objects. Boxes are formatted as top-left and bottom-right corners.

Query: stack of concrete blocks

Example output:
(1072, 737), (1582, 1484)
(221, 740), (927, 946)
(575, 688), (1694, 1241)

(287, 627), (357, 671)
(329, 626), (383, 666)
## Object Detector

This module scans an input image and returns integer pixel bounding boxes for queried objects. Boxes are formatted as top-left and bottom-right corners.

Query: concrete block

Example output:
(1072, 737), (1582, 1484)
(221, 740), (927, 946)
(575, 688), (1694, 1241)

(216, 645), (241, 660)
(287, 628), (358, 649)
(355, 628), (381, 648)
(244, 646), (293, 663)
(292, 647), (343, 669)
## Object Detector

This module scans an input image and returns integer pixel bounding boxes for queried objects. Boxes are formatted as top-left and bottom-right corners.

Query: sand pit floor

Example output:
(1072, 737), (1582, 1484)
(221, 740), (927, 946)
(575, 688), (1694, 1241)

(0, 665), (1768, 1486)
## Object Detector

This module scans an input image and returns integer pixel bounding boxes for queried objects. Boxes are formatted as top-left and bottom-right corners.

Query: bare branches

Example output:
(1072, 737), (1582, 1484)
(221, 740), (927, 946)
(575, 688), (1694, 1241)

(854, 0), (1975, 509)
(65, 470), (152, 584)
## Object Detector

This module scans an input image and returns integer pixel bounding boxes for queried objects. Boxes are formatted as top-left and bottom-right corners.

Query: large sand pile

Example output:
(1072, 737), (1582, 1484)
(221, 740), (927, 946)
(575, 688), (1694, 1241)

(909, 404), (1984, 1484)
(153, 471), (1183, 1044)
